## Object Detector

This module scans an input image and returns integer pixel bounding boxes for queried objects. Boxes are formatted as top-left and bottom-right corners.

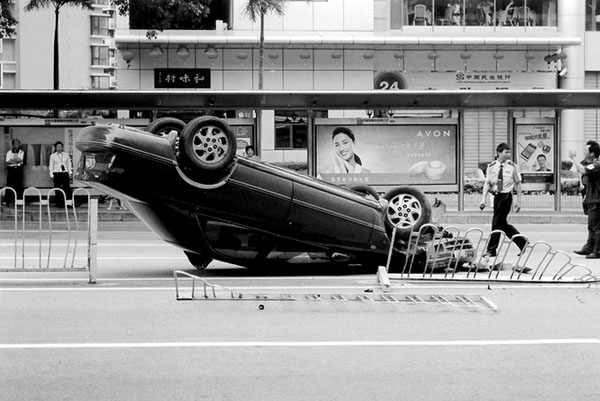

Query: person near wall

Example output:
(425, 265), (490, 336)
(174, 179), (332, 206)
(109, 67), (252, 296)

(48, 141), (72, 208)
(244, 145), (261, 162)
(569, 141), (600, 258)
(5, 139), (25, 206)
(479, 143), (530, 272)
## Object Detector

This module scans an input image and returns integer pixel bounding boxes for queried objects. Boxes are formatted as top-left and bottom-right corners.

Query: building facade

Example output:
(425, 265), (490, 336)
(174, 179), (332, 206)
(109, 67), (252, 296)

(2, 0), (600, 208)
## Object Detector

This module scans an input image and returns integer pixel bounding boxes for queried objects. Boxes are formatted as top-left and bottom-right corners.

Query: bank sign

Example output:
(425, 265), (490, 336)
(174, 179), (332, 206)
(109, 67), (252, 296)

(154, 68), (210, 88)
(378, 71), (557, 90)
(315, 121), (457, 187)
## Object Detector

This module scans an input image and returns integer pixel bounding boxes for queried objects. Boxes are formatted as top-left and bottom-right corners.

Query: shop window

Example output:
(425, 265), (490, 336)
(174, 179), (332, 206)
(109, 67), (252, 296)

(392, 0), (556, 29)
(275, 124), (307, 149)
(91, 46), (109, 66)
(275, 112), (308, 149)
(90, 16), (109, 36)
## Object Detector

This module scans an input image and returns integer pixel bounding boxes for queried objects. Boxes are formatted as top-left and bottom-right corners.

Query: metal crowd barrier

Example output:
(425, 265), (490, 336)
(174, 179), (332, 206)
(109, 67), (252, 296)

(384, 223), (599, 284)
(0, 187), (98, 283)
(173, 270), (498, 312)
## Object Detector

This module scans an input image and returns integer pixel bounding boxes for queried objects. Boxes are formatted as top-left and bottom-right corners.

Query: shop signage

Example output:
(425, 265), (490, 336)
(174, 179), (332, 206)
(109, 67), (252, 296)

(374, 72), (405, 90)
(315, 121), (457, 187)
(391, 71), (557, 90)
(154, 68), (210, 89)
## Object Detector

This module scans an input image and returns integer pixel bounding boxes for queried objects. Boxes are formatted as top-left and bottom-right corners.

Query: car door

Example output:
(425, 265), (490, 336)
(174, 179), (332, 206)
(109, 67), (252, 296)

(287, 181), (378, 251)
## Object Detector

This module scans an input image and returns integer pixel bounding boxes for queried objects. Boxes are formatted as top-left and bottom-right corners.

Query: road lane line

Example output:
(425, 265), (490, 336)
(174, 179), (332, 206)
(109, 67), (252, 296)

(1, 339), (599, 350)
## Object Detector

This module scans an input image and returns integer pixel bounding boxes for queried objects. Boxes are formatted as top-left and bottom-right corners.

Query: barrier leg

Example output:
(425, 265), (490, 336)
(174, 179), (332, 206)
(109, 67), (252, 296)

(88, 198), (98, 284)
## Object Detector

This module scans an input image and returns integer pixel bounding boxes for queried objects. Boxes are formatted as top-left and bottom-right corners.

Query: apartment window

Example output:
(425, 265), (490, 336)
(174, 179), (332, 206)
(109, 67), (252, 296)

(91, 75), (110, 89)
(91, 16), (109, 36)
(91, 46), (109, 66)
(588, 1), (600, 31)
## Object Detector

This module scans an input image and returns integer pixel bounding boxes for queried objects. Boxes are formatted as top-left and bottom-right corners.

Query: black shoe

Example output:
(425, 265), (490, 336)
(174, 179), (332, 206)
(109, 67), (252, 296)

(585, 252), (600, 259)
(513, 266), (532, 274)
(574, 249), (592, 256)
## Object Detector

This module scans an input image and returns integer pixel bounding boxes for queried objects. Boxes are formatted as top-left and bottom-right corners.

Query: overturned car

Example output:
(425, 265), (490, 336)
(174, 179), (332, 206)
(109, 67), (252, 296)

(76, 117), (467, 272)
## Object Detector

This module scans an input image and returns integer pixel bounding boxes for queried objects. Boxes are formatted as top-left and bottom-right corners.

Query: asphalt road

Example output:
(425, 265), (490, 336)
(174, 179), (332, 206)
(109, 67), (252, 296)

(1, 222), (600, 401)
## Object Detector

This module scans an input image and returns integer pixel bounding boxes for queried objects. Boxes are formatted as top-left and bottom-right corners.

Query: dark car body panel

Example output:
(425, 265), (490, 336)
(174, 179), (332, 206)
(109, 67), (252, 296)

(76, 123), (392, 268)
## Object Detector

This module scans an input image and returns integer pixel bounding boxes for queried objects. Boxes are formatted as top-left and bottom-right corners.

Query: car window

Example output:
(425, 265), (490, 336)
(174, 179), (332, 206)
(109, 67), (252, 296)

(202, 220), (323, 262)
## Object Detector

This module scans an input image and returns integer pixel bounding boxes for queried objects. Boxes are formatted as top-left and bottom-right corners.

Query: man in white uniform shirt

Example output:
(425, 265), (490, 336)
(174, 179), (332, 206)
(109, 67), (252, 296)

(48, 141), (72, 207)
(480, 142), (530, 272)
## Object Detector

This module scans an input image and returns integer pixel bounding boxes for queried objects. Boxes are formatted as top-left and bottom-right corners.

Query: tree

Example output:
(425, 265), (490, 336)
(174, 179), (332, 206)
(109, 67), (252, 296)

(0, 0), (17, 38)
(112, 0), (213, 38)
(25, 0), (93, 90)
(243, 0), (285, 90)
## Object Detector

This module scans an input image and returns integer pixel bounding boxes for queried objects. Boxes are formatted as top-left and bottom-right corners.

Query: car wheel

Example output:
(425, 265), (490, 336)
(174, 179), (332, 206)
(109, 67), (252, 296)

(184, 251), (212, 271)
(179, 116), (237, 172)
(383, 186), (432, 238)
(145, 117), (186, 137)
(349, 184), (379, 200)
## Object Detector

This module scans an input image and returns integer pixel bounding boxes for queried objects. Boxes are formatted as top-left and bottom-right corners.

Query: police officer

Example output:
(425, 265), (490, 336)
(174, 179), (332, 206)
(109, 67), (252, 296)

(479, 143), (529, 271)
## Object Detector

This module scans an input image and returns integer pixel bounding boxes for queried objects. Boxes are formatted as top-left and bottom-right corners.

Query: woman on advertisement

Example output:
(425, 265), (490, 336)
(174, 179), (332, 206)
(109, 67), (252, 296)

(321, 127), (370, 174)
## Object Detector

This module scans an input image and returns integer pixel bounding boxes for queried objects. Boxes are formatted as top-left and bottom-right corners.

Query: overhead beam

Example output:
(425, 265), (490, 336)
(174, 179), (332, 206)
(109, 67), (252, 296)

(0, 90), (599, 110)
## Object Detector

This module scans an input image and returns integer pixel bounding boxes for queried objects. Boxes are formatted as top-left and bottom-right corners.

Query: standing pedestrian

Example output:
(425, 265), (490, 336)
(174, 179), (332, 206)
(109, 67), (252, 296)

(578, 140), (599, 216)
(569, 141), (600, 258)
(5, 139), (24, 206)
(48, 141), (72, 208)
(479, 143), (530, 272)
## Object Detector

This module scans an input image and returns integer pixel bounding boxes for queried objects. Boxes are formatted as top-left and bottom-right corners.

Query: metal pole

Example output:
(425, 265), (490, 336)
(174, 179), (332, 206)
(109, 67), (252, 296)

(88, 198), (98, 284)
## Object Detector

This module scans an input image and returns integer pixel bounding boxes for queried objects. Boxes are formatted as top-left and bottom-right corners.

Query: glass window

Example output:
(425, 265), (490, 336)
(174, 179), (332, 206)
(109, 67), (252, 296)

(91, 16), (109, 36)
(275, 111), (309, 149)
(91, 46), (109, 66)
(91, 75), (110, 89)
(587, 1), (600, 31)
(202, 220), (326, 262)
(392, 0), (557, 29)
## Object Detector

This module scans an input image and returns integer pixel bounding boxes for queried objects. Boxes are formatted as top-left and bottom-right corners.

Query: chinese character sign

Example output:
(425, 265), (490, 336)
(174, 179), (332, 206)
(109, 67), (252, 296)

(154, 69), (210, 88)
(316, 123), (457, 186)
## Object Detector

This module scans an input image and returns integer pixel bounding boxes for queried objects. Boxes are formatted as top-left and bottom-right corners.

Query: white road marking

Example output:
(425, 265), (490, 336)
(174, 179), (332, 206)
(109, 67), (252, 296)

(1, 339), (599, 350)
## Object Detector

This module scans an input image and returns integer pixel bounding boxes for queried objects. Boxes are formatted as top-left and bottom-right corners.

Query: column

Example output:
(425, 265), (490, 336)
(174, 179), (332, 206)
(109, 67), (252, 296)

(558, 0), (586, 160)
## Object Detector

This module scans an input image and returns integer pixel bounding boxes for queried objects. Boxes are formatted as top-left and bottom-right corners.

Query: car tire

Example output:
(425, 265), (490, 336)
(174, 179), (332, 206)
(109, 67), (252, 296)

(383, 186), (432, 239)
(184, 251), (212, 271)
(349, 184), (379, 200)
(145, 117), (186, 136)
(179, 116), (237, 172)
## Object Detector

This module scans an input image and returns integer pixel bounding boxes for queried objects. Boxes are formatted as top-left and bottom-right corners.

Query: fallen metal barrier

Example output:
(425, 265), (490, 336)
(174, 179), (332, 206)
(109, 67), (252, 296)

(0, 187), (98, 283)
(385, 223), (599, 284)
(173, 270), (498, 312)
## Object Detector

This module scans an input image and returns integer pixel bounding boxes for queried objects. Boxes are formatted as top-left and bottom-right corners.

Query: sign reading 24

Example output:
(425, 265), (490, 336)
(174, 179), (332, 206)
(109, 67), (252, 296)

(374, 72), (405, 90)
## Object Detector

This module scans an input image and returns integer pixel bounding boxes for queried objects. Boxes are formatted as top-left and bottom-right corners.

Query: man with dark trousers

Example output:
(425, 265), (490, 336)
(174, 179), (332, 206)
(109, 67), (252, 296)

(572, 140), (599, 255)
(569, 141), (600, 258)
(480, 143), (530, 272)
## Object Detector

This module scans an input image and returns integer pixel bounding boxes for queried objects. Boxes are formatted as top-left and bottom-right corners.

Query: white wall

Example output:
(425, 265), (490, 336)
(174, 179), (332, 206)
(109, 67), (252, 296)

(231, 0), (373, 32)
(14, 1), (102, 89)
